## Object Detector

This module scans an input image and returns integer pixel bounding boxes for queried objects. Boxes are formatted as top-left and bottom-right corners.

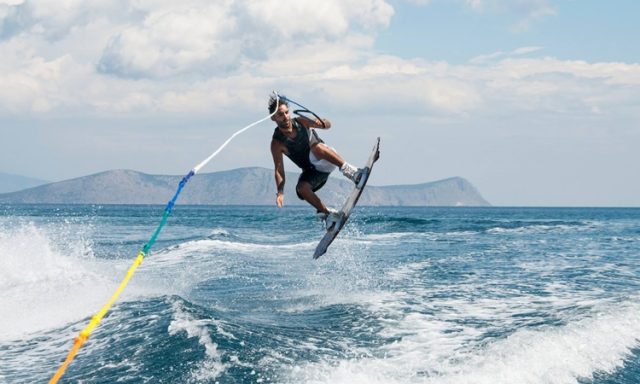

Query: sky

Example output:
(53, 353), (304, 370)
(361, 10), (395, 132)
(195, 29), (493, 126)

(0, 0), (638, 206)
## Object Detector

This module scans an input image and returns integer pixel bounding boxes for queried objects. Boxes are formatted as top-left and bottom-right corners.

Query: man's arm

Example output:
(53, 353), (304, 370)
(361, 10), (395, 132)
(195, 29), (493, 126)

(296, 116), (331, 130)
(270, 139), (286, 208)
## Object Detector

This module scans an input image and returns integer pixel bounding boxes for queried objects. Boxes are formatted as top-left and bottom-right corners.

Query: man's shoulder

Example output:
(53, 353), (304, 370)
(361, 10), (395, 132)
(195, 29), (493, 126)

(270, 136), (285, 151)
(292, 118), (306, 129)
(272, 127), (284, 140)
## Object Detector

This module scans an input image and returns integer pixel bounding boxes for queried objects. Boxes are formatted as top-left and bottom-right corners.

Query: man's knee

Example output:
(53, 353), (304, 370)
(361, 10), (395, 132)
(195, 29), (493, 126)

(296, 182), (312, 196)
(311, 143), (329, 157)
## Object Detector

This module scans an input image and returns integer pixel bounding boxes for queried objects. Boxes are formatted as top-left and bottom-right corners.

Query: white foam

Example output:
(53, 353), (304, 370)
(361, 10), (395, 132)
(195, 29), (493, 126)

(361, 231), (477, 243)
(286, 301), (640, 384)
(435, 304), (640, 384)
(168, 299), (228, 382)
(386, 260), (433, 281)
(0, 222), (86, 288)
(284, 248), (640, 384)
(208, 227), (230, 237)
(364, 232), (415, 241)
(159, 237), (316, 256)
(488, 225), (563, 234)
(0, 222), (127, 340)
(486, 221), (599, 235)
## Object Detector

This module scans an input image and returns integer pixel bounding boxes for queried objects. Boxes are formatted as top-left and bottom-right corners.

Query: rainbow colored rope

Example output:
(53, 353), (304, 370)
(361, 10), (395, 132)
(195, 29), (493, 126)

(49, 94), (280, 383)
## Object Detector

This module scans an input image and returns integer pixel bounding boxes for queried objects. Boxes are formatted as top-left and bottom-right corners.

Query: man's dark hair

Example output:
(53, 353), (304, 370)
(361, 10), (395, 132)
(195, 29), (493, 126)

(268, 94), (288, 114)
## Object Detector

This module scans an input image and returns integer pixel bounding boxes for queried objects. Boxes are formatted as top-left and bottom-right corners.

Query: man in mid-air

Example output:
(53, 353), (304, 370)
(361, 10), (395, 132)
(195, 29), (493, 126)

(269, 95), (362, 226)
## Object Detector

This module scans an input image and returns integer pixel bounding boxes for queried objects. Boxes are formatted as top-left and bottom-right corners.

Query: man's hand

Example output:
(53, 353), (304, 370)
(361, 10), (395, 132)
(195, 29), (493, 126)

(276, 192), (284, 208)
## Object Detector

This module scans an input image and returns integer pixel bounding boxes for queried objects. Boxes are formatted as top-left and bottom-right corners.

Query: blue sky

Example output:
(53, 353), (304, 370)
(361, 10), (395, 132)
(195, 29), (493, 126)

(378, 0), (639, 64)
(1, 0), (639, 206)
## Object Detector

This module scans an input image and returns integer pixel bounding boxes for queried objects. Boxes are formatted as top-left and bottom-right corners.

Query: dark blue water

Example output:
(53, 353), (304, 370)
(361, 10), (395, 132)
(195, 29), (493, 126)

(1, 205), (639, 383)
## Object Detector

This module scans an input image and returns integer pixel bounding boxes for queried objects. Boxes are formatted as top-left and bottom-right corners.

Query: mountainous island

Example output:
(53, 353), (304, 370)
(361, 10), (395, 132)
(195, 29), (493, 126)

(0, 172), (50, 194)
(0, 167), (490, 206)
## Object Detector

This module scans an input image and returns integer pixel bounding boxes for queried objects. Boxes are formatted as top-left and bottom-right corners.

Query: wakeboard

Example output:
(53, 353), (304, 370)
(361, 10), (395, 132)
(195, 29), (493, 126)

(313, 137), (380, 259)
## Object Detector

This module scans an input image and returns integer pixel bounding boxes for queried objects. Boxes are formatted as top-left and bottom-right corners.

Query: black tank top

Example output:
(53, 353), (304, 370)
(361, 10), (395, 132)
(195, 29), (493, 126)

(272, 119), (323, 171)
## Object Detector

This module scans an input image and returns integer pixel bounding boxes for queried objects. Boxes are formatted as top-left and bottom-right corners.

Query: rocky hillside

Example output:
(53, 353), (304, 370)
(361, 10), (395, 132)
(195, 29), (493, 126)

(0, 168), (490, 206)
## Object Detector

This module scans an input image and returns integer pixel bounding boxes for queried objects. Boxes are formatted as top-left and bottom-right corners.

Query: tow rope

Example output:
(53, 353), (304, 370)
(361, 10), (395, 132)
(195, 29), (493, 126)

(49, 92), (281, 383)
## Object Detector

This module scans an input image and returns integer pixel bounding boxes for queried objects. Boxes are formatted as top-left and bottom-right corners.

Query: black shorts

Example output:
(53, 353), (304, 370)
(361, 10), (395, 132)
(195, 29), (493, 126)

(296, 169), (331, 200)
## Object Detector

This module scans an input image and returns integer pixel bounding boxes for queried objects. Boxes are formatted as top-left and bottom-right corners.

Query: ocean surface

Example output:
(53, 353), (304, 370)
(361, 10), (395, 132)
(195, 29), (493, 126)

(1, 204), (639, 384)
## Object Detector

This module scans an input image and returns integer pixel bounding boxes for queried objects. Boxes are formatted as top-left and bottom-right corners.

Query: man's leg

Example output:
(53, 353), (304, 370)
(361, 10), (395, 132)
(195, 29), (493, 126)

(310, 143), (345, 167)
(296, 181), (328, 213)
(311, 143), (363, 184)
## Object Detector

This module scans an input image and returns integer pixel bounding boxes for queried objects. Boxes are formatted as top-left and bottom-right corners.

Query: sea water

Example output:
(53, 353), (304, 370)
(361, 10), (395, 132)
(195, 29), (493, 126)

(0, 205), (639, 383)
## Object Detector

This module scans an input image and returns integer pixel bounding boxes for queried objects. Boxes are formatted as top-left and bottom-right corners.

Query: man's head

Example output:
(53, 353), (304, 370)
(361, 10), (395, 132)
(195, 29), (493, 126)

(269, 95), (292, 130)
(268, 94), (288, 114)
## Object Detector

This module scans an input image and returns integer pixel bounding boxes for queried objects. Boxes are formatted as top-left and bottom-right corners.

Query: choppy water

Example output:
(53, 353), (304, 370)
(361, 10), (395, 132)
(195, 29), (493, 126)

(1, 205), (639, 383)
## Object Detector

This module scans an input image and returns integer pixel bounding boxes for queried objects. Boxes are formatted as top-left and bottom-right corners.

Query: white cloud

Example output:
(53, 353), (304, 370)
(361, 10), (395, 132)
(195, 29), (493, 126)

(464, 0), (484, 10)
(0, 0), (638, 121)
(0, 50), (78, 113)
(462, 0), (556, 31)
(495, 58), (640, 86)
(409, 0), (556, 31)
(320, 54), (640, 118)
(0, 0), (398, 114)
(98, 3), (237, 78)
(0, 0), (126, 40)
(245, 0), (392, 38)
(463, 0), (555, 15)
(245, 1), (349, 39)
(258, 34), (375, 77)
(513, 46), (543, 55)
(470, 46), (543, 64)
(95, 0), (393, 79)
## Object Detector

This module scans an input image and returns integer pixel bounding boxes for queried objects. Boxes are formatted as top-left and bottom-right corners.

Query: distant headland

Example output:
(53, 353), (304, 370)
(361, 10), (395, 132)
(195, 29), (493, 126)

(0, 167), (490, 206)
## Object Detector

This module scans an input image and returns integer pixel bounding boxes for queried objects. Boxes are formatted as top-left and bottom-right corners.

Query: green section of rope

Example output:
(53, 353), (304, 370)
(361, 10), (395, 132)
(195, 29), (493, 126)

(142, 170), (193, 255)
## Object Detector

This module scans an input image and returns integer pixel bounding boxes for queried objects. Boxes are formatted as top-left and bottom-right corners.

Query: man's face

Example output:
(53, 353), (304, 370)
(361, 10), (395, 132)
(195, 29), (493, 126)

(272, 104), (291, 130)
